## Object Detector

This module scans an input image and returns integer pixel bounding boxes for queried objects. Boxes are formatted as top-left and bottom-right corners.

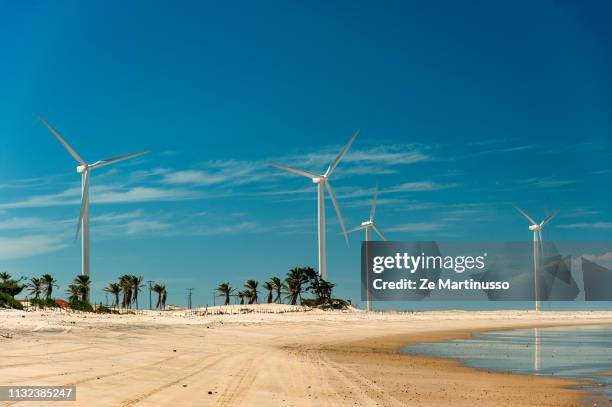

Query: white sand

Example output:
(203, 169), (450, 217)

(1, 307), (611, 406)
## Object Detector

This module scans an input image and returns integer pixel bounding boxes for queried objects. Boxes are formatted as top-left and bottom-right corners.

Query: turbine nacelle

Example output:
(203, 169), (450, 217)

(348, 186), (387, 241)
(529, 224), (541, 231)
(76, 165), (88, 173)
(312, 176), (325, 184)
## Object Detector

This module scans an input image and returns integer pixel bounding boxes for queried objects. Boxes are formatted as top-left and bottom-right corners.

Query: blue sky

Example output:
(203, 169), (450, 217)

(1, 0), (611, 307)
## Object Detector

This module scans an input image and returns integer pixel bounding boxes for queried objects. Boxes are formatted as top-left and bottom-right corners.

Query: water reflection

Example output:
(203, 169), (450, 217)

(404, 325), (612, 398)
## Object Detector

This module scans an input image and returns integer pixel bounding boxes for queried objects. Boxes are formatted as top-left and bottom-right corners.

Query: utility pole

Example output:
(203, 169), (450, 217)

(147, 280), (154, 310)
(187, 288), (193, 310)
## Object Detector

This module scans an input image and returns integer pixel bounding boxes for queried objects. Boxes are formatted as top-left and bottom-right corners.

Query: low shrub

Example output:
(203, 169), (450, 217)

(0, 292), (23, 310)
(95, 304), (114, 314)
(69, 299), (93, 312)
(30, 298), (58, 309)
(301, 298), (349, 309)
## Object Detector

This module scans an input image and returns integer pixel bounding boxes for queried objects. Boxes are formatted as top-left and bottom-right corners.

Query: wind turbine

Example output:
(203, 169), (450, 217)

(37, 116), (150, 277)
(270, 130), (358, 280)
(514, 206), (559, 311)
(347, 186), (386, 311)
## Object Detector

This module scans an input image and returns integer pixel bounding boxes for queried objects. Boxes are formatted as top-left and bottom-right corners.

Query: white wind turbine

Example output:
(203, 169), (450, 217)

(270, 130), (358, 280)
(37, 116), (150, 277)
(347, 186), (386, 311)
(514, 206), (559, 311)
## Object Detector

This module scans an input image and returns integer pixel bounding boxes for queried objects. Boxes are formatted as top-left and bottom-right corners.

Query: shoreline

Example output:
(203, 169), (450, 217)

(400, 324), (611, 405)
(280, 317), (612, 406)
(1, 309), (612, 406)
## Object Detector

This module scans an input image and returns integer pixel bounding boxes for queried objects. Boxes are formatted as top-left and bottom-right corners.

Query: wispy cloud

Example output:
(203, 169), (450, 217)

(274, 144), (431, 176)
(522, 177), (576, 188)
(386, 222), (444, 233)
(0, 184), (199, 209)
(385, 181), (458, 193)
(160, 160), (269, 187)
(453, 144), (535, 160)
(558, 222), (612, 229)
(0, 235), (69, 260)
(562, 208), (600, 218)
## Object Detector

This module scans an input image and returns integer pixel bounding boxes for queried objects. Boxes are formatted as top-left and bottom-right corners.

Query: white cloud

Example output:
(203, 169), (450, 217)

(385, 181), (458, 193)
(454, 145), (535, 160)
(0, 235), (69, 260)
(386, 223), (444, 233)
(93, 186), (198, 203)
(0, 185), (199, 209)
(124, 219), (172, 235)
(160, 160), (269, 187)
(0, 217), (62, 230)
(278, 144), (431, 173)
(522, 177), (576, 188)
(558, 222), (612, 229)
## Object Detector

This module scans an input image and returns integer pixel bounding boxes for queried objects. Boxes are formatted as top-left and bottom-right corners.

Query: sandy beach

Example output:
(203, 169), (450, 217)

(1, 307), (612, 406)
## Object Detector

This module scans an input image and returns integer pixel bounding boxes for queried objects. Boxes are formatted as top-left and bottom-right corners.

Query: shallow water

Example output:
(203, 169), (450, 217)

(403, 325), (612, 398)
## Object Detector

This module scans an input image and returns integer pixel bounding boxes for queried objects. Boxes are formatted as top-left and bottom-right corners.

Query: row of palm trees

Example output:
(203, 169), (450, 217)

(216, 267), (335, 306)
(28, 273), (91, 303)
(27, 274), (59, 301)
(23, 272), (169, 311)
(103, 276), (167, 310)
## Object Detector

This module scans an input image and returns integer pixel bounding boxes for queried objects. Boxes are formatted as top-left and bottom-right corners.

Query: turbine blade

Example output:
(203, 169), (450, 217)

(37, 115), (86, 165)
(370, 185), (379, 222)
(372, 224), (386, 241)
(324, 129), (359, 177)
(514, 205), (537, 225)
(269, 163), (317, 179)
(347, 225), (366, 234)
(90, 150), (151, 170)
(541, 208), (559, 226)
(74, 170), (90, 242)
(325, 182), (349, 246)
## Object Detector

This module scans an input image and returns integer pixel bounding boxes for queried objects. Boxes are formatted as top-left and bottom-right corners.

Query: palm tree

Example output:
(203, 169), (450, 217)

(28, 278), (42, 300)
(319, 279), (335, 304)
(73, 275), (91, 302)
(244, 279), (258, 304)
(216, 282), (234, 306)
(237, 290), (246, 305)
(0, 272), (26, 297)
(104, 283), (121, 309)
(161, 287), (167, 310)
(153, 283), (165, 309)
(263, 281), (274, 304)
(119, 275), (133, 309)
(271, 277), (282, 303)
(285, 268), (308, 305)
(40, 274), (58, 300)
(66, 284), (81, 302)
(130, 275), (144, 309)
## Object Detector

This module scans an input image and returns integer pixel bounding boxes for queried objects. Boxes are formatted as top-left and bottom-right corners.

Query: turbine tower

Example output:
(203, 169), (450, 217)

(514, 206), (559, 312)
(270, 130), (358, 279)
(348, 186), (386, 311)
(37, 116), (150, 277)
